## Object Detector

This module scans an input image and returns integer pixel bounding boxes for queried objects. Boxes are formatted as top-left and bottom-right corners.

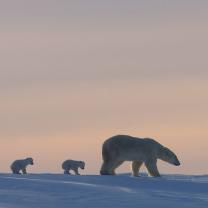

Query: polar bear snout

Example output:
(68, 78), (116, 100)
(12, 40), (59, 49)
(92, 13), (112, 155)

(172, 154), (180, 166)
(79, 161), (85, 169)
(26, 157), (34, 165)
(170, 155), (180, 166)
(174, 159), (180, 166)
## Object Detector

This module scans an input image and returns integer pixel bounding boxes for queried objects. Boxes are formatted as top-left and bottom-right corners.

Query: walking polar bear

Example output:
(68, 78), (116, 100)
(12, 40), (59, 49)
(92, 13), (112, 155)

(11, 157), (34, 174)
(100, 135), (180, 177)
(62, 160), (85, 175)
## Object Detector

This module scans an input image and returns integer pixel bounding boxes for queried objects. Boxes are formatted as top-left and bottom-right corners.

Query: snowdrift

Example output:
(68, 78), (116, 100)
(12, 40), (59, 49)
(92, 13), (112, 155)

(0, 173), (207, 208)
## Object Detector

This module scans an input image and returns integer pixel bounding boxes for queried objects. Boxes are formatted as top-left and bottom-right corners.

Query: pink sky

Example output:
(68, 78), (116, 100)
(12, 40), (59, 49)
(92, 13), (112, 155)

(0, 1), (208, 174)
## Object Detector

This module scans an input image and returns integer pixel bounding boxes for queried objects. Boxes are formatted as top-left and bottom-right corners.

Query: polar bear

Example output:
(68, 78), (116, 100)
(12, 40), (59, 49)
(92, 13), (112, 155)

(10, 157), (34, 174)
(100, 135), (180, 177)
(62, 160), (85, 175)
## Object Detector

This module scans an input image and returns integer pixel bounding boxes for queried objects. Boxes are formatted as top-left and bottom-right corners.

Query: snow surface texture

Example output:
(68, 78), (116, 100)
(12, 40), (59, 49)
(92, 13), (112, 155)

(0, 173), (207, 208)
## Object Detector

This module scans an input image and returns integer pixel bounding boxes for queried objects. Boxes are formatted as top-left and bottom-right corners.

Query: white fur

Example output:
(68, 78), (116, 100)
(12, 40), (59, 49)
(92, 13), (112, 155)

(11, 157), (34, 174)
(100, 135), (180, 177)
(62, 160), (85, 175)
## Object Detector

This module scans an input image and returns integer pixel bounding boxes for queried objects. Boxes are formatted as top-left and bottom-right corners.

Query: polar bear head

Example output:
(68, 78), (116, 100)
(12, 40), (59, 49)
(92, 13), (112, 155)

(158, 147), (180, 166)
(78, 161), (85, 169)
(25, 157), (34, 165)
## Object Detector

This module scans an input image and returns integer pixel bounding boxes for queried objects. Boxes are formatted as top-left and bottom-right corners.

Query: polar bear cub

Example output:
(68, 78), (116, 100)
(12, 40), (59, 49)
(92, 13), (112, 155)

(100, 135), (180, 177)
(11, 157), (34, 174)
(62, 160), (85, 175)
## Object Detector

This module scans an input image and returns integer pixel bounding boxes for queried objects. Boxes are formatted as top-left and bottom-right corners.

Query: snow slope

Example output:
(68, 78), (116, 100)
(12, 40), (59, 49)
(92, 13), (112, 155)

(0, 173), (207, 208)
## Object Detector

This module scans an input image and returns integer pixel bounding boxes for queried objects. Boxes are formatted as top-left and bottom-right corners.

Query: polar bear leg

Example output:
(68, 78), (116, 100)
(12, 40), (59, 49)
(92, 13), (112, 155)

(22, 168), (27, 174)
(100, 162), (109, 175)
(100, 160), (118, 175)
(64, 170), (71, 174)
(132, 161), (143, 177)
(73, 168), (80, 175)
(12, 169), (20, 174)
(110, 161), (124, 174)
(145, 160), (160, 177)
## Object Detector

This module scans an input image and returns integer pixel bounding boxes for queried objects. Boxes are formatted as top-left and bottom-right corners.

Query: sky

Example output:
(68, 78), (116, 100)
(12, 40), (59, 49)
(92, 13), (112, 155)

(0, 0), (208, 174)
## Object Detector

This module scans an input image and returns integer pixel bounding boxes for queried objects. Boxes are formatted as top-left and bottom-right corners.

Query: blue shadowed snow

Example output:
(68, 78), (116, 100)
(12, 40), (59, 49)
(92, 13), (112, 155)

(0, 173), (207, 208)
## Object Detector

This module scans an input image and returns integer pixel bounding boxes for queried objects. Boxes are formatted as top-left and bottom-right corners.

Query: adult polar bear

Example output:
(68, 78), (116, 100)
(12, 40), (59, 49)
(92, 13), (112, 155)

(100, 135), (180, 177)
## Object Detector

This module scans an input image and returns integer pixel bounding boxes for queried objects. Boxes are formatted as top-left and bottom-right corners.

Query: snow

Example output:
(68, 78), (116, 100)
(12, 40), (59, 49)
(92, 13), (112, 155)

(0, 173), (207, 208)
